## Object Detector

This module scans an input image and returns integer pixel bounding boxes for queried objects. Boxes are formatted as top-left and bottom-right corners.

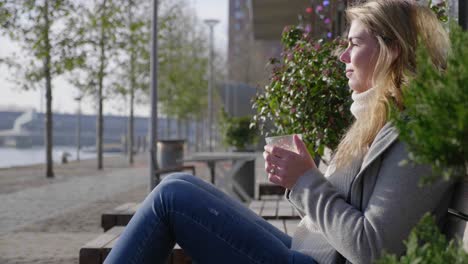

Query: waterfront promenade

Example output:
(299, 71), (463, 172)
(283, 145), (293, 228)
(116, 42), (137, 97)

(0, 154), (209, 264)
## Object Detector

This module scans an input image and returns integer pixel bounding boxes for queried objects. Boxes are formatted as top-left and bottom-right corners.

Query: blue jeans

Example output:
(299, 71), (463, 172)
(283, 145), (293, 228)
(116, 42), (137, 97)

(104, 173), (316, 264)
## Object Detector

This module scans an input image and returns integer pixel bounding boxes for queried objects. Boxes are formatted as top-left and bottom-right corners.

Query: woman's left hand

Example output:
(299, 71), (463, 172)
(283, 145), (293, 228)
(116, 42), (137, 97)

(263, 135), (317, 189)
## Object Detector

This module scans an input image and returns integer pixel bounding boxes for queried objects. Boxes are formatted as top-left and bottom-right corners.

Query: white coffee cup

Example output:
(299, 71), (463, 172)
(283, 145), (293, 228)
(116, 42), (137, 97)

(265, 134), (303, 154)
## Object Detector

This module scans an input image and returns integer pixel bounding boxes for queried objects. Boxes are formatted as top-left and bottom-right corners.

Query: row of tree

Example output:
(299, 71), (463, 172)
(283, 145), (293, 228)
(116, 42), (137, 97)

(0, 0), (218, 177)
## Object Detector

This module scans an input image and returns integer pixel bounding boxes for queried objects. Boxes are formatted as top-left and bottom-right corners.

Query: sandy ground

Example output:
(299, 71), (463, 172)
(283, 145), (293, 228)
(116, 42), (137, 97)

(0, 187), (148, 264)
(0, 152), (269, 264)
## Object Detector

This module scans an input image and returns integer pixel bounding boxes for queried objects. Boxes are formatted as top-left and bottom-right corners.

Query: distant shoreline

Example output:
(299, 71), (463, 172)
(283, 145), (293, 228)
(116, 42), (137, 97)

(0, 154), (134, 172)
(0, 146), (121, 169)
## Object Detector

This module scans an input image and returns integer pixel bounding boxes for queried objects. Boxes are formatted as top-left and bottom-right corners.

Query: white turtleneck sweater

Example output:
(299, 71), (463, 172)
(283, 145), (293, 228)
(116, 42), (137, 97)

(350, 88), (376, 120)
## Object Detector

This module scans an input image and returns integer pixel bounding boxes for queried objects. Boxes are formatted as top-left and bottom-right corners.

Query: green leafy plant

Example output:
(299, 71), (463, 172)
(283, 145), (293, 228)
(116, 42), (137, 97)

(221, 110), (259, 151)
(382, 22), (467, 264)
(429, 0), (449, 23)
(390, 24), (468, 184)
(377, 213), (468, 264)
(252, 26), (352, 157)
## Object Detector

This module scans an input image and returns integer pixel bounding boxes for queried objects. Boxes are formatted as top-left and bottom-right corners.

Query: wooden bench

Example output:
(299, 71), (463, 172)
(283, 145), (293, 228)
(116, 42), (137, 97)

(101, 198), (299, 232)
(248, 199), (300, 219)
(83, 179), (468, 264)
(81, 198), (299, 264)
(101, 199), (299, 231)
(79, 226), (191, 264)
(258, 183), (286, 198)
(101, 203), (140, 232)
(80, 218), (300, 264)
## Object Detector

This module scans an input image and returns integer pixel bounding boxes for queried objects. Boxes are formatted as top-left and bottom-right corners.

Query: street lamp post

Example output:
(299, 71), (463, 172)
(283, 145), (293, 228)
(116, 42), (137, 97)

(204, 19), (219, 152)
(74, 95), (82, 161)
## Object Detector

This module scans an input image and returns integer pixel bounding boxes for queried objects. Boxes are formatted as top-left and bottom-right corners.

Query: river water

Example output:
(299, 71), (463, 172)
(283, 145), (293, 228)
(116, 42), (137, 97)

(0, 146), (119, 168)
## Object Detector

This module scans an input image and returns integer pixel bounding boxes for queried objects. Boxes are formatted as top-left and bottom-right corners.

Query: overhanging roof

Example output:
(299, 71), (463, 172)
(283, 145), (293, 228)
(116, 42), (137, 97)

(250, 0), (310, 40)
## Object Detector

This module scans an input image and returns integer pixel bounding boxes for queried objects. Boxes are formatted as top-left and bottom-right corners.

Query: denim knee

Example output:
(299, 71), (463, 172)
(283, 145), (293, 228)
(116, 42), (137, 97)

(150, 174), (198, 214)
(150, 178), (194, 212)
(161, 172), (195, 183)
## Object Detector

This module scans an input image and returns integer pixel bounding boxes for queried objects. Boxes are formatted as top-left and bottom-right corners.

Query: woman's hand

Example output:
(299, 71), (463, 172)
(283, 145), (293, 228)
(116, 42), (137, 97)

(263, 135), (317, 189)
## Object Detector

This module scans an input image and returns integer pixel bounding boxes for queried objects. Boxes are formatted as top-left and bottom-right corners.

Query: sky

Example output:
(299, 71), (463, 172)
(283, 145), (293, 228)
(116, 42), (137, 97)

(0, 0), (228, 117)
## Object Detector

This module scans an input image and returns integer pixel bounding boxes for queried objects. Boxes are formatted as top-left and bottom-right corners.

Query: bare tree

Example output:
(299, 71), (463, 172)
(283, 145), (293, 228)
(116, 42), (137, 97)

(71, 0), (123, 170)
(0, 0), (84, 177)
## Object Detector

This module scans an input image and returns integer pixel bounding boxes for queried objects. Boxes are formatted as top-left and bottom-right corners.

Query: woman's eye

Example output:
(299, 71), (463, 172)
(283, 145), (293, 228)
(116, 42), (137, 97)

(347, 41), (357, 47)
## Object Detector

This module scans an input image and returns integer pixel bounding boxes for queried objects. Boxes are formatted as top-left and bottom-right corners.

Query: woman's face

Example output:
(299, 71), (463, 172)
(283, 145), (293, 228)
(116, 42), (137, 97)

(340, 20), (380, 93)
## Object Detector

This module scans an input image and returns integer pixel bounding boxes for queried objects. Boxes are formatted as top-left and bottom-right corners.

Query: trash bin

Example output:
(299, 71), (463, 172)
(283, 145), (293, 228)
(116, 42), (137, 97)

(157, 140), (185, 168)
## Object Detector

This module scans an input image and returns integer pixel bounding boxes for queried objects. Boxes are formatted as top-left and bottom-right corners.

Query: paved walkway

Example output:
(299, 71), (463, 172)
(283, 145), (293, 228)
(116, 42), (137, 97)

(0, 166), (147, 235)
(0, 155), (152, 264)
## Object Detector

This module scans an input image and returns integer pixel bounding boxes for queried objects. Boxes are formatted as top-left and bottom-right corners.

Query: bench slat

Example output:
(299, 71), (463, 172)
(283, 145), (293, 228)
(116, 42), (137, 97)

(79, 249), (102, 264)
(285, 220), (301, 236)
(261, 200), (278, 219)
(102, 203), (139, 231)
(80, 226), (190, 264)
(268, 219), (286, 233)
(258, 183), (285, 197)
(80, 226), (125, 264)
(82, 226), (124, 248)
(248, 200), (264, 216)
(102, 230), (124, 261)
(278, 200), (296, 219)
(292, 208), (299, 218)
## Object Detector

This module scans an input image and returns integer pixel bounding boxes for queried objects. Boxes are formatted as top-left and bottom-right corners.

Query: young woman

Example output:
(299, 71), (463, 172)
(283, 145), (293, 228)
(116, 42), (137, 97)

(104, 1), (454, 263)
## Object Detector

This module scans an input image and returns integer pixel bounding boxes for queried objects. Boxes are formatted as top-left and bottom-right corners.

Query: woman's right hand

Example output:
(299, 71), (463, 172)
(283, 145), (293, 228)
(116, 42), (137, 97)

(263, 135), (317, 189)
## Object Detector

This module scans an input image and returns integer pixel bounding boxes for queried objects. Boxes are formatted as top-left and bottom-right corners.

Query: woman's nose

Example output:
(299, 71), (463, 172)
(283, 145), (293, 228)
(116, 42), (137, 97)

(340, 49), (350, 64)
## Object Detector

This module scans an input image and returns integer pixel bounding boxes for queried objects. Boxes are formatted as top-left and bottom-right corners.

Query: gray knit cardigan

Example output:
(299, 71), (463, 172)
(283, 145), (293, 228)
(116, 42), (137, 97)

(287, 122), (454, 264)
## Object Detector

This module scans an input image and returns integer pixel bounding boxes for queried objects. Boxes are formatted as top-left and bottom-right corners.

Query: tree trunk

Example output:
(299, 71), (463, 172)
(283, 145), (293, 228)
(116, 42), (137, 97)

(44, 0), (54, 178)
(97, 83), (103, 170)
(97, 0), (107, 170)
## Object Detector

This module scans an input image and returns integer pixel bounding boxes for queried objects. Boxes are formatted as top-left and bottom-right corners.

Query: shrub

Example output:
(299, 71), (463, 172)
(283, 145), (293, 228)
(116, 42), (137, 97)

(390, 24), (468, 184)
(377, 214), (468, 264)
(382, 22), (467, 264)
(220, 110), (258, 151)
(252, 26), (352, 157)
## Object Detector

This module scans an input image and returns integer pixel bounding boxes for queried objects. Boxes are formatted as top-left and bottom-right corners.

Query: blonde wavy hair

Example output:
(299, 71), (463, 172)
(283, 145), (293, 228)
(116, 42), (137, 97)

(333, 0), (450, 169)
